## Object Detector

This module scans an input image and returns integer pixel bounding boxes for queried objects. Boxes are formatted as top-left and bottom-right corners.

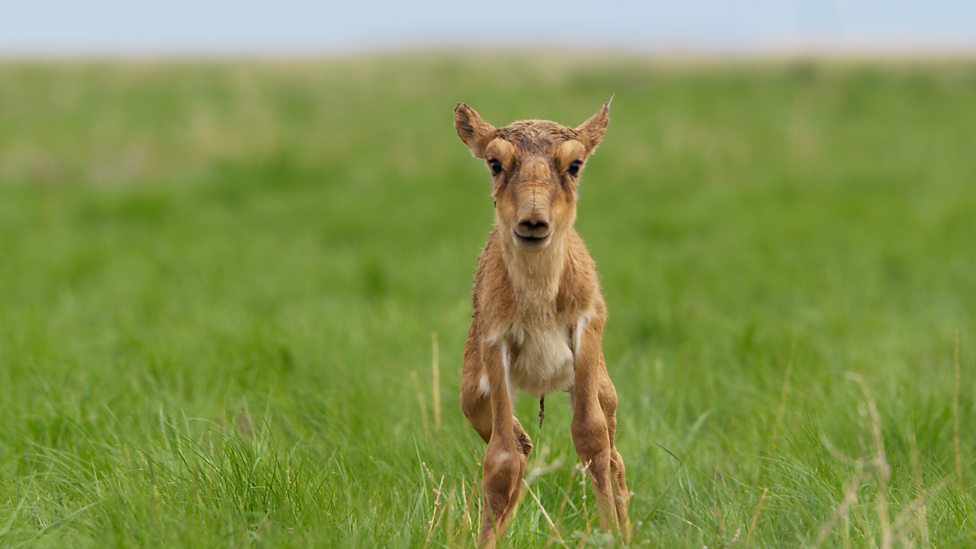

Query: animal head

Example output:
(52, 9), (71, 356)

(454, 102), (610, 250)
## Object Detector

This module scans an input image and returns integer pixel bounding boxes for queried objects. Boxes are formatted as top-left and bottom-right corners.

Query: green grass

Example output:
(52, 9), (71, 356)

(1, 55), (974, 547)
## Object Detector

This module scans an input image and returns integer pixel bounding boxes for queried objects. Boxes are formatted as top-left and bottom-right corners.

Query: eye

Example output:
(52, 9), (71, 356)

(567, 160), (582, 177)
(488, 158), (503, 176)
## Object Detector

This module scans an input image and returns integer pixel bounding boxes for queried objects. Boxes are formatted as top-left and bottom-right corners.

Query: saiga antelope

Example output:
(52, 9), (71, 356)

(455, 102), (632, 546)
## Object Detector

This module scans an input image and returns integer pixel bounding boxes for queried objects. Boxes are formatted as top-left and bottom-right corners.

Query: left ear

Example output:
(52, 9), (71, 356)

(575, 101), (611, 154)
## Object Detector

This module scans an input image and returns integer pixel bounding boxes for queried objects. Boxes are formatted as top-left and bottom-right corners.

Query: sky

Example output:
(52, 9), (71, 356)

(2, 0), (975, 55)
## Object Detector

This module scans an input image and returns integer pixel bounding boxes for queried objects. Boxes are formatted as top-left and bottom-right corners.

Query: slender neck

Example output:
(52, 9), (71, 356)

(499, 228), (568, 303)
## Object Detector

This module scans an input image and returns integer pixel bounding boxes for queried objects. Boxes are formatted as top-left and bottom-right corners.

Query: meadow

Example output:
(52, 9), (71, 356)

(0, 55), (974, 547)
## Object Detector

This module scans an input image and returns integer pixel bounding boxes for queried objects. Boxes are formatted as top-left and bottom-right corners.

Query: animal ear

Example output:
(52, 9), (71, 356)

(575, 101), (611, 154)
(454, 102), (496, 158)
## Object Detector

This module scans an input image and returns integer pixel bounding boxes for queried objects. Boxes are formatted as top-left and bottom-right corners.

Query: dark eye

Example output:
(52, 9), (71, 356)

(567, 160), (582, 177)
(488, 159), (503, 176)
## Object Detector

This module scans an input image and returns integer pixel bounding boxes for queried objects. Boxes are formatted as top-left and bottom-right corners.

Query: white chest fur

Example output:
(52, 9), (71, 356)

(507, 320), (576, 396)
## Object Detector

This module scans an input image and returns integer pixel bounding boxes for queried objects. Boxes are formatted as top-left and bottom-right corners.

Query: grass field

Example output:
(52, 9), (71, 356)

(1, 55), (974, 547)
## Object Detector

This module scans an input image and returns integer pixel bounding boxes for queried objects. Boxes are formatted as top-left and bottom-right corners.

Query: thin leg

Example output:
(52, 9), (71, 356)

(599, 375), (632, 541)
(464, 342), (532, 548)
(571, 366), (631, 541)
(461, 376), (493, 443)
(571, 389), (618, 534)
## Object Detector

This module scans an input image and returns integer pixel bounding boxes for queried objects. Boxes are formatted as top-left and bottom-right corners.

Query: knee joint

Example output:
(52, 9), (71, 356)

(572, 417), (610, 458)
(483, 450), (520, 502)
(516, 431), (533, 456)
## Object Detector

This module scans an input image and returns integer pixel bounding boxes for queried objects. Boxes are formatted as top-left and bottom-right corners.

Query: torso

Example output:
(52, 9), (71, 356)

(473, 227), (601, 397)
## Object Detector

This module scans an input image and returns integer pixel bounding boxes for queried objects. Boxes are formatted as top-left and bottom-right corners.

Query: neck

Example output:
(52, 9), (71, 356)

(499, 227), (569, 304)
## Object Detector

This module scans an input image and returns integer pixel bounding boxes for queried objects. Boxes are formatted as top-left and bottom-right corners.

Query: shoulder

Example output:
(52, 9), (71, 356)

(472, 228), (515, 315)
(558, 230), (604, 318)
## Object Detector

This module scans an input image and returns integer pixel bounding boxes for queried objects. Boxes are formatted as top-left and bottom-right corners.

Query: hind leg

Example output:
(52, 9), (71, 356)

(599, 373), (632, 541)
(461, 376), (533, 455)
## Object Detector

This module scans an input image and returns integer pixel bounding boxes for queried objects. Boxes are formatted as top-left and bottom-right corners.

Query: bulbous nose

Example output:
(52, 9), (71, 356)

(515, 215), (550, 240)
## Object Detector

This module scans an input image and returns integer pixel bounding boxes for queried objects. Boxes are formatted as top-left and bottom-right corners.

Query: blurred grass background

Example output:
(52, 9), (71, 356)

(0, 56), (974, 546)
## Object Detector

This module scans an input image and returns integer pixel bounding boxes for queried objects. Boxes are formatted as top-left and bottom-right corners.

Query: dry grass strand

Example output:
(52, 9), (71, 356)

(410, 371), (431, 439)
(745, 487), (769, 547)
(953, 330), (963, 489)
(432, 332), (442, 432)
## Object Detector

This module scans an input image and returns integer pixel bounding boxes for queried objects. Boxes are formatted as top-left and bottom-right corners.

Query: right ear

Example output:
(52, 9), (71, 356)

(454, 102), (496, 158)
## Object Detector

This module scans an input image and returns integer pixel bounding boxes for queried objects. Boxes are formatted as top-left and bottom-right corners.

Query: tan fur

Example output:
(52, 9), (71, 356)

(455, 102), (632, 546)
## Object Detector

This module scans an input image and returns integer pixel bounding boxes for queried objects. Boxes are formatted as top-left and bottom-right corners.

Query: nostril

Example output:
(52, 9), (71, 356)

(517, 219), (550, 233)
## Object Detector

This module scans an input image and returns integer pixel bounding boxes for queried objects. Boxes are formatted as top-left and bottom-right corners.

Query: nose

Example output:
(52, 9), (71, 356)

(515, 216), (550, 239)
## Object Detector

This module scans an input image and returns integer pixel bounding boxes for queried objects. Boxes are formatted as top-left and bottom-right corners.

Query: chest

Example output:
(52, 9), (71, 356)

(505, 318), (576, 397)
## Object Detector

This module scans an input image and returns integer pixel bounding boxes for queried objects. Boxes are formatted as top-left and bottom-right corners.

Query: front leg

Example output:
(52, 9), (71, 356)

(479, 341), (531, 547)
(571, 316), (632, 541)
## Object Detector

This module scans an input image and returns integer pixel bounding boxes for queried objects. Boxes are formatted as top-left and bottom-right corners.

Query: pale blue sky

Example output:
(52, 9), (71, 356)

(3, 0), (975, 55)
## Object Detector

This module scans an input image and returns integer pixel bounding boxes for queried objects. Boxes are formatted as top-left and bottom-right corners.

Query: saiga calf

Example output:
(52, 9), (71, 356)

(455, 102), (632, 546)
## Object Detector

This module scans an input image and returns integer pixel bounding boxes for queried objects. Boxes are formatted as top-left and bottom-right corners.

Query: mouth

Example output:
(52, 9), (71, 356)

(514, 232), (550, 246)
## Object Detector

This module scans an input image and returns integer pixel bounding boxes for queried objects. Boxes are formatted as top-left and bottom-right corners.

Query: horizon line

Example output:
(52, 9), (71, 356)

(3, 37), (976, 60)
